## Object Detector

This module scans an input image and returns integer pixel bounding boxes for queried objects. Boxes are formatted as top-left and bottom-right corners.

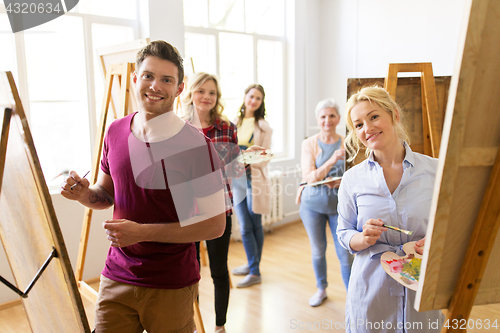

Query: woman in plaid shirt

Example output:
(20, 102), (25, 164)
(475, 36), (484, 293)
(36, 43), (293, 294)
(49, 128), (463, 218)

(181, 72), (240, 333)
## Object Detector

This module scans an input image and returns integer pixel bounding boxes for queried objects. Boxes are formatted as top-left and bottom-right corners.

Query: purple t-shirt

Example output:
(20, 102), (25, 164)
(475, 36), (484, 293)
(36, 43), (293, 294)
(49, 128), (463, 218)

(100, 112), (224, 289)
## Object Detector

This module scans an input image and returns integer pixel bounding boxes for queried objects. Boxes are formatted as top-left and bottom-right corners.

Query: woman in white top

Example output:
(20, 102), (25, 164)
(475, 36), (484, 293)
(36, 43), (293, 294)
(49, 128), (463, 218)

(231, 84), (273, 288)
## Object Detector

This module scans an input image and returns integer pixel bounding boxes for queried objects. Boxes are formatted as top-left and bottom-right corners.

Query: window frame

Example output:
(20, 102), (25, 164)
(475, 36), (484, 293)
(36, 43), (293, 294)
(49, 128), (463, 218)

(0, 3), (140, 189)
(183, 1), (288, 159)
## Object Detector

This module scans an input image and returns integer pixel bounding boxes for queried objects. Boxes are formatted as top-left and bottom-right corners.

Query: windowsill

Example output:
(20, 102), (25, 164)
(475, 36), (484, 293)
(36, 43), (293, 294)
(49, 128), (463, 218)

(269, 155), (296, 164)
(48, 186), (64, 196)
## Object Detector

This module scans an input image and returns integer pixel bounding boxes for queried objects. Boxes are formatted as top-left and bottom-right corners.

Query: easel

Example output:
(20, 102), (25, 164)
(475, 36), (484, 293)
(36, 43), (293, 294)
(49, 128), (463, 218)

(384, 62), (441, 158)
(415, 0), (500, 331)
(75, 62), (207, 333)
(0, 72), (90, 332)
(97, 39), (148, 120)
(75, 62), (135, 304)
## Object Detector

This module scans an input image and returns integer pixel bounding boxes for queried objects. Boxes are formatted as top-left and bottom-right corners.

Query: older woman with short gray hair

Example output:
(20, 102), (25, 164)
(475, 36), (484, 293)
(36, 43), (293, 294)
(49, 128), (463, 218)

(296, 98), (353, 307)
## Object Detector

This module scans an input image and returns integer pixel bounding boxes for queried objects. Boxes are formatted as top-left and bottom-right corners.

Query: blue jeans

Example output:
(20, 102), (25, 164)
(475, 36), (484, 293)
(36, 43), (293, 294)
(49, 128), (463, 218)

(299, 205), (353, 290)
(233, 173), (264, 276)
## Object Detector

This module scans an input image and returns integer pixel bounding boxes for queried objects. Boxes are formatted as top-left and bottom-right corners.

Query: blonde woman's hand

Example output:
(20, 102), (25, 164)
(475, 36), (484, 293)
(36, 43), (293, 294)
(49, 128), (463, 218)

(361, 218), (387, 247)
(414, 237), (426, 255)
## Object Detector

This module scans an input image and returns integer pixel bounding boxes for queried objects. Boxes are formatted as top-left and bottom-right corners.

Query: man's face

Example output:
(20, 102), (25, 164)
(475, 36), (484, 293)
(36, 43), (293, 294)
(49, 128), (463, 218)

(133, 56), (184, 118)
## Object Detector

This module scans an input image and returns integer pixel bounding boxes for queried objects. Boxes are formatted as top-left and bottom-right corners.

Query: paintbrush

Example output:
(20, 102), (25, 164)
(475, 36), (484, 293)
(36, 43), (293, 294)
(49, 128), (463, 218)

(70, 170), (90, 190)
(383, 224), (414, 236)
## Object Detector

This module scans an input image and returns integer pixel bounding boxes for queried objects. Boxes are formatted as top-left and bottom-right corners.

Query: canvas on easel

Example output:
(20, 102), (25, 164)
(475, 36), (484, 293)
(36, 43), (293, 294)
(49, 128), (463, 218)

(415, 0), (500, 329)
(95, 38), (149, 121)
(0, 72), (90, 332)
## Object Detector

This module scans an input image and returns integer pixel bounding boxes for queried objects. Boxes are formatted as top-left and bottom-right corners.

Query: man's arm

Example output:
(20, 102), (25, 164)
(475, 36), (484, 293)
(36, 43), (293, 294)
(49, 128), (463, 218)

(103, 189), (226, 247)
(61, 169), (114, 210)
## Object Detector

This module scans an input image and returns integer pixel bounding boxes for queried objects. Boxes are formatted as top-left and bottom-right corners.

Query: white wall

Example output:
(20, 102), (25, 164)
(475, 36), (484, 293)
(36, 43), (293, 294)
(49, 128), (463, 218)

(0, 0), (470, 305)
(311, 0), (468, 139)
(147, 0), (185, 54)
(270, 0), (470, 238)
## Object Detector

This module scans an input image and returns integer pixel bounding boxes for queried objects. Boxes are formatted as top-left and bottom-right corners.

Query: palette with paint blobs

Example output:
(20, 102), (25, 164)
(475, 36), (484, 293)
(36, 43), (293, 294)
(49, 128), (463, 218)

(237, 149), (273, 164)
(380, 241), (422, 291)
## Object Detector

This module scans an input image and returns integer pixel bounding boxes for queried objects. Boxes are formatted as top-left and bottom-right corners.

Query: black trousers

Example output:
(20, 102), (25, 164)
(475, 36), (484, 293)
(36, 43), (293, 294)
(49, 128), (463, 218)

(195, 215), (232, 327)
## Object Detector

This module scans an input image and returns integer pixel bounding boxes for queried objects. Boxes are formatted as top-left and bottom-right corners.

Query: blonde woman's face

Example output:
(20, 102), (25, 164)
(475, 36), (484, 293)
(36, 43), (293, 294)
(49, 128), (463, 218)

(350, 101), (398, 151)
(316, 107), (340, 133)
(192, 79), (217, 114)
(244, 88), (263, 114)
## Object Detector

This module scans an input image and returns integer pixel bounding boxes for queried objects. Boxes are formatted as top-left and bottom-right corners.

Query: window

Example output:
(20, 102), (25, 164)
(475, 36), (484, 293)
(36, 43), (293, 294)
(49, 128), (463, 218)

(0, 13), (17, 80)
(183, 0), (286, 156)
(0, 2), (138, 188)
(25, 15), (90, 182)
(72, 0), (138, 20)
(184, 33), (217, 76)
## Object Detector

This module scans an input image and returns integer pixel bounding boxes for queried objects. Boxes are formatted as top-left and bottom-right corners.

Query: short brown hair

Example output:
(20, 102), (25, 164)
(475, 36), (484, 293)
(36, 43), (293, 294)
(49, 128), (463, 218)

(136, 40), (184, 84)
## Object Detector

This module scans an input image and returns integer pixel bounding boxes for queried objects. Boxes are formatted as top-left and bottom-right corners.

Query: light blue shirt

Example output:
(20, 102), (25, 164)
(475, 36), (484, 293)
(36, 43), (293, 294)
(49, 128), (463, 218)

(337, 142), (443, 333)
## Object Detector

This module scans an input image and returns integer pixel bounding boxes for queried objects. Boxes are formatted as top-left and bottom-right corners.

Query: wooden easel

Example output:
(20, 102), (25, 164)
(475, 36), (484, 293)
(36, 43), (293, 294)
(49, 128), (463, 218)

(97, 40), (148, 120)
(75, 62), (135, 304)
(75, 62), (207, 333)
(415, 0), (500, 331)
(443, 148), (500, 331)
(384, 62), (441, 158)
(0, 72), (90, 332)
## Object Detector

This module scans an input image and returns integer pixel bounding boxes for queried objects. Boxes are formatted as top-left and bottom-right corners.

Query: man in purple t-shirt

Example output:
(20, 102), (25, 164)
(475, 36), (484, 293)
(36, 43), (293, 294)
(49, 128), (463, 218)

(61, 40), (226, 333)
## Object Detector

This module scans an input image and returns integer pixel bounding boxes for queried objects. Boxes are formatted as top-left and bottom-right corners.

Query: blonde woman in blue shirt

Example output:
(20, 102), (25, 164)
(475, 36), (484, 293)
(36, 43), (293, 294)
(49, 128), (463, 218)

(337, 86), (443, 333)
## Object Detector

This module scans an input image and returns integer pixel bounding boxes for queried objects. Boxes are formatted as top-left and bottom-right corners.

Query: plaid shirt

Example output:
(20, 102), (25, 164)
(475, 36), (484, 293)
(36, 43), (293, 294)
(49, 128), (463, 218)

(202, 117), (242, 216)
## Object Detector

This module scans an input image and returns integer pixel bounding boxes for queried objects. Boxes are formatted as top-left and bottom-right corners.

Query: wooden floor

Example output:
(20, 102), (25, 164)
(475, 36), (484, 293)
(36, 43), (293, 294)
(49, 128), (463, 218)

(1, 221), (499, 333)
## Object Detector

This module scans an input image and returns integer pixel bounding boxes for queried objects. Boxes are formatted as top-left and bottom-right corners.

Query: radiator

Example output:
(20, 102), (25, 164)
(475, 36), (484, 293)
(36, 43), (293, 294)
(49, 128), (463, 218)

(262, 170), (284, 229)
(231, 170), (284, 240)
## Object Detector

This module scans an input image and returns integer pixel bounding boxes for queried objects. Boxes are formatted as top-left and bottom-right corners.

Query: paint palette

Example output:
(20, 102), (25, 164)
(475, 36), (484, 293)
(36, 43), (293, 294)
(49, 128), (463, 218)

(237, 149), (273, 164)
(302, 176), (342, 187)
(380, 241), (422, 291)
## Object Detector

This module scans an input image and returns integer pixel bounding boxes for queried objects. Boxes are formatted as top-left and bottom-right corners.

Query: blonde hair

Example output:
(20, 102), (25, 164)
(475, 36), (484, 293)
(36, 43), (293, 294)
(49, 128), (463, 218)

(181, 72), (227, 125)
(345, 85), (410, 162)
